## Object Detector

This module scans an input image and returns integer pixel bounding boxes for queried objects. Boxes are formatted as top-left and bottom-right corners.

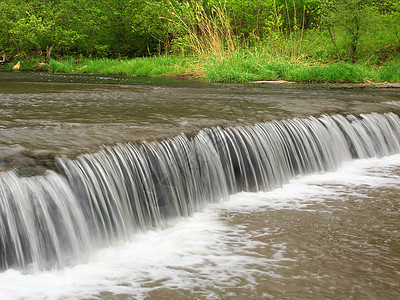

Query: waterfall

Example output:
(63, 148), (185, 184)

(1, 112), (400, 270)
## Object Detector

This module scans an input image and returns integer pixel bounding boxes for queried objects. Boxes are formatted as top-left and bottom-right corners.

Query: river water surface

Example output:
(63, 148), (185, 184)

(1, 72), (399, 174)
(0, 73), (399, 299)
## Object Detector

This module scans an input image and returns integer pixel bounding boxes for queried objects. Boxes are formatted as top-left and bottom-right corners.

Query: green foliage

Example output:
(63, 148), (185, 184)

(0, 0), (166, 60)
(0, 0), (399, 84)
(0, 0), (85, 59)
(321, 0), (400, 63)
(0, 0), (326, 59)
(324, 0), (375, 62)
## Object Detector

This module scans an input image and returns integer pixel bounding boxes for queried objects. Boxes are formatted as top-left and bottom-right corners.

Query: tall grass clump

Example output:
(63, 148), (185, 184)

(49, 59), (79, 73)
(204, 51), (294, 83)
(164, 1), (238, 57)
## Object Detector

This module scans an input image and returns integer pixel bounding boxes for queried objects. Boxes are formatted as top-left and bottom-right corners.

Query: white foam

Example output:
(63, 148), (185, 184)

(0, 207), (289, 299)
(1, 154), (400, 299)
(223, 154), (400, 212)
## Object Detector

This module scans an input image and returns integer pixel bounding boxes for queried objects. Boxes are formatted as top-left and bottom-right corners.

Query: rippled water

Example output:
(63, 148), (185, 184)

(1, 72), (400, 299)
(0, 155), (399, 299)
(1, 72), (399, 175)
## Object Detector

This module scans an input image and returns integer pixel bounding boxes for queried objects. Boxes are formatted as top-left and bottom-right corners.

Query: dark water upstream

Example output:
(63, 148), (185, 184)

(1, 72), (399, 175)
(0, 72), (400, 299)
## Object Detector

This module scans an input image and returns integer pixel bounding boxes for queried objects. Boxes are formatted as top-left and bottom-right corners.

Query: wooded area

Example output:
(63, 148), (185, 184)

(1, 0), (399, 65)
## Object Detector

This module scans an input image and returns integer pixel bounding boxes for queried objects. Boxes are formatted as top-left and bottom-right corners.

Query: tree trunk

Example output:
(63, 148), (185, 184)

(327, 25), (341, 60)
(46, 46), (53, 61)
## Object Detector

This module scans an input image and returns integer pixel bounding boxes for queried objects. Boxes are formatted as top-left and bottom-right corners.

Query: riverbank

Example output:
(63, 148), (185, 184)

(2, 54), (400, 84)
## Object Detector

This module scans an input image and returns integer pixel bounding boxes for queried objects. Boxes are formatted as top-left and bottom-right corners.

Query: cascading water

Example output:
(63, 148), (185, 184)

(1, 112), (400, 271)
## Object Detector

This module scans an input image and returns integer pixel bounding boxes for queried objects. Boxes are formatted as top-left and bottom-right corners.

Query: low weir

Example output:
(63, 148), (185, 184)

(1, 112), (400, 270)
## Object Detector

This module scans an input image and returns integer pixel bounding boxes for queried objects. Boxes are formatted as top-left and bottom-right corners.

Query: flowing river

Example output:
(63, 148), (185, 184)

(0, 72), (399, 299)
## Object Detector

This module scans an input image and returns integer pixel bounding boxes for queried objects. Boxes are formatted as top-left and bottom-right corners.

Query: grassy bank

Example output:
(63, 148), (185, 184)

(2, 0), (399, 85)
(0, 55), (202, 77)
(48, 56), (202, 78)
(3, 53), (399, 84)
(203, 53), (400, 83)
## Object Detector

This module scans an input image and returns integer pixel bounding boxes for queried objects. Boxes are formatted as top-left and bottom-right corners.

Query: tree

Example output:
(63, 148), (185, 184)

(322, 0), (375, 62)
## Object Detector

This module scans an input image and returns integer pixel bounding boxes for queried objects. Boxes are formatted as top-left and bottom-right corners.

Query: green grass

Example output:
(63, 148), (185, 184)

(48, 56), (198, 77)
(48, 59), (76, 72)
(285, 62), (375, 83)
(203, 52), (400, 83)
(14, 50), (399, 84)
(377, 62), (400, 82)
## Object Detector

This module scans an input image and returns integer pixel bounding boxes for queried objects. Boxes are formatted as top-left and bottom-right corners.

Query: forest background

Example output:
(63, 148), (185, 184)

(0, 0), (399, 83)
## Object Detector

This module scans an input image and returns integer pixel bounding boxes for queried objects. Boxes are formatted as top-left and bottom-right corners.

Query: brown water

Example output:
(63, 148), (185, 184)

(1, 72), (399, 174)
(0, 72), (399, 300)
(144, 157), (400, 299)
(2, 155), (398, 299)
